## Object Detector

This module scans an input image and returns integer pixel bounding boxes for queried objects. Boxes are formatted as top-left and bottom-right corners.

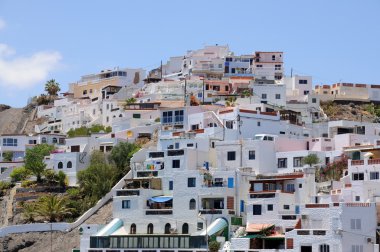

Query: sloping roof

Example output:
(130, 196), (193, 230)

(246, 223), (274, 233)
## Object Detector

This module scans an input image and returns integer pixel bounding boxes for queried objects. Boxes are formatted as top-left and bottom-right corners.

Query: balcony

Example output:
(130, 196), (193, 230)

(116, 190), (140, 196)
(145, 209), (173, 215)
(350, 158), (380, 166)
(296, 229), (327, 236)
(199, 209), (223, 215)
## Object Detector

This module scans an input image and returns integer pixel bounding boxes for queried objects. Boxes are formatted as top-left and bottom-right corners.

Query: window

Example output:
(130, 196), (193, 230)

(58, 162), (63, 169)
(41, 137), (47, 144)
(299, 79), (308, 84)
(350, 219), (361, 230)
(225, 86), (229, 91)
(272, 55), (275, 61)
(67, 161), (72, 168)
(106, 116), (109, 123)
(130, 224), (136, 234)
(320, 244), (330, 252)
(189, 199), (196, 210)
(293, 157), (303, 167)
(172, 160), (180, 168)
(275, 64), (281, 70)
(83, 90), (87, 95)
(175, 110), (184, 122)
(2, 138), (18, 146)
(312, 98), (317, 103)
(267, 204), (273, 211)
(147, 223), (154, 234)
(165, 223), (171, 234)
(182, 223), (189, 234)
(163, 111), (173, 123)
(52, 138), (57, 144)
(225, 120), (234, 129)
(304, 90), (310, 95)
(257, 121), (261, 127)
(188, 178), (196, 187)
(299, 183), (303, 188)
(122, 200), (130, 209)
(370, 172), (379, 180)
(278, 158), (287, 168)
(355, 196), (360, 201)
(275, 94), (281, 99)
(169, 181), (173, 190)
(351, 245), (363, 252)
(256, 64), (263, 68)
(227, 151), (236, 161)
(248, 151), (256, 160)
(352, 173), (364, 181)
(283, 205), (290, 210)
(133, 113), (141, 119)
(286, 184), (295, 192)
(252, 205), (262, 215)
(261, 93), (267, 99)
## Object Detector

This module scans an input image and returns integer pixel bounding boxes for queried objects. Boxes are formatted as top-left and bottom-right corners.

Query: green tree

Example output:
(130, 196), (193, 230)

(44, 79), (61, 96)
(35, 194), (73, 222)
(67, 124), (112, 138)
(109, 142), (140, 179)
(56, 171), (67, 189)
(21, 202), (38, 223)
(208, 241), (220, 252)
(25, 144), (54, 183)
(77, 151), (118, 201)
(303, 154), (320, 167)
(2, 151), (13, 162)
(10, 166), (31, 182)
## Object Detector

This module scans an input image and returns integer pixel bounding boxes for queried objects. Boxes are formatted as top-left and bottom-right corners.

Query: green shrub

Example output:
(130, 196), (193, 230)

(10, 166), (31, 182)
(2, 151), (13, 162)
(21, 180), (37, 188)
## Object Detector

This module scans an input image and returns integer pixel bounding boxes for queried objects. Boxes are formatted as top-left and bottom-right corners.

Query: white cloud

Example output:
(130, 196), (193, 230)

(0, 44), (62, 89)
(0, 18), (5, 30)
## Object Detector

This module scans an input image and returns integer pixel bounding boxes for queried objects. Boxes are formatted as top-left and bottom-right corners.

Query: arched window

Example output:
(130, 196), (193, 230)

(189, 199), (196, 210)
(130, 223), (136, 234)
(319, 244), (330, 252)
(52, 137), (57, 144)
(58, 162), (63, 169)
(67, 161), (72, 168)
(119, 114), (123, 117)
(182, 223), (189, 234)
(41, 137), (47, 143)
(164, 223), (171, 234)
(147, 223), (153, 234)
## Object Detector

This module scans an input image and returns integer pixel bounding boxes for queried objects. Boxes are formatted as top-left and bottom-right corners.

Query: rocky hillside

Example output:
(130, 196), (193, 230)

(320, 101), (378, 122)
(0, 104), (44, 135)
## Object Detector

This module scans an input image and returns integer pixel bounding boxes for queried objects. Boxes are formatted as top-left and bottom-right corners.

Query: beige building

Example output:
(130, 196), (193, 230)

(69, 67), (145, 99)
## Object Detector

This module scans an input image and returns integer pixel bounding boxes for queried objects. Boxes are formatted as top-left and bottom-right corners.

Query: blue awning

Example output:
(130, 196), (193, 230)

(149, 196), (173, 203)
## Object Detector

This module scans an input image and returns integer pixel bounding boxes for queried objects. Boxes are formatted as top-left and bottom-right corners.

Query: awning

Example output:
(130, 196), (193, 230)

(149, 196), (173, 203)
(96, 218), (123, 236)
(246, 223), (274, 233)
(241, 234), (262, 239)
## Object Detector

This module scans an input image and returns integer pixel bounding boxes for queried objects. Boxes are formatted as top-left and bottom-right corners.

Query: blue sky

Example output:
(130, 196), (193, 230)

(0, 0), (380, 107)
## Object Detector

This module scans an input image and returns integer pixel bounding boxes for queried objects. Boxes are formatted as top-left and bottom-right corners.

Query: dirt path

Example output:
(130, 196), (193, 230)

(4, 184), (20, 226)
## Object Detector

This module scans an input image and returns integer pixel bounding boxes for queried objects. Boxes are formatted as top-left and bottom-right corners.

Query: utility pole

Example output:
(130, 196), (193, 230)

(160, 60), (163, 80)
(291, 68), (293, 77)
(184, 78), (187, 105)
(202, 77), (205, 104)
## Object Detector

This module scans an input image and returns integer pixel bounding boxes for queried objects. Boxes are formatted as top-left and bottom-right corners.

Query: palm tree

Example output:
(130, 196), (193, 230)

(35, 194), (73, 222)
(44, 79), (61, 96)
(21, 202), (38, 223)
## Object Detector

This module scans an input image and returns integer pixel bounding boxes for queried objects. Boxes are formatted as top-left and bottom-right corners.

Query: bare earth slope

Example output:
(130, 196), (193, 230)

(2, 201), (113, 252)
(0, 105), (40, 135)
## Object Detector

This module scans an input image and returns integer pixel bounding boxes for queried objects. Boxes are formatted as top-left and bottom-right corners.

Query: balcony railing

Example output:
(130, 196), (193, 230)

(116, 190), (140, 196)
(350, 159), (380, 166)
(199, 209), (223, 215)
(145, 209), (173, 215)
(296, 230), (326, 236)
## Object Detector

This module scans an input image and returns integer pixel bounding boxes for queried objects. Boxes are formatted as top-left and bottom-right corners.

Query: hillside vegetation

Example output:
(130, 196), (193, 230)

(321, 101), (379, 122)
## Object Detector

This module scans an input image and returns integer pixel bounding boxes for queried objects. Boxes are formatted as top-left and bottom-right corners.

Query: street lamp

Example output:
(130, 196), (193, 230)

(198, 212), (208, 251)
